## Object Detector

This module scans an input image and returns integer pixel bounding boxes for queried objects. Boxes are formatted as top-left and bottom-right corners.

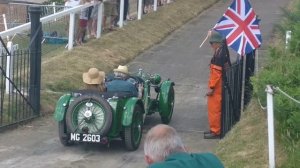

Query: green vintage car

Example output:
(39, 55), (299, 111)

(53, 68), (175, 151)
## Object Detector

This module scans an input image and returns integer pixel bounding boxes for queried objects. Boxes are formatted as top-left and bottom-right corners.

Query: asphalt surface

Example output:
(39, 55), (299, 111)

(0, 0), (290, 167)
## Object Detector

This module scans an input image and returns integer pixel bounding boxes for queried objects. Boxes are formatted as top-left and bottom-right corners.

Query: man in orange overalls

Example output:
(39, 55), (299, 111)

(204, 31), (230, 139)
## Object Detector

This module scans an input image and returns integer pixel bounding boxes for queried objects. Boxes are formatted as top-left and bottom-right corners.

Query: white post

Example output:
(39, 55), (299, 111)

(240, 55), (247, 112)
(96, 2), (103, 38)
(3, 14), (9, 41)
(68, 12), (75, 50)
(153, 0), (158, 11)
(266, 85), (275, 168)
(119, 0), (124, 28)
(53, 2), (57, 21)
(285, 30), (291, 50)
(137, 0), (143, 20)
(5, 41), (13, 94)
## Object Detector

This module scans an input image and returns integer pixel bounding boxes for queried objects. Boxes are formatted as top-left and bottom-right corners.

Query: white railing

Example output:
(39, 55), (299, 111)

(0, 3), (96, 44)
(265, 85), (300, 168)
(5, 41), (18, 94)
(265, 85), (275, 168)
(138, 0), (143, 20)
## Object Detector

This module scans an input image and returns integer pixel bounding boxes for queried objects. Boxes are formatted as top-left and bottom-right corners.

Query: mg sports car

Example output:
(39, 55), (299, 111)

(53, 68), (175, 151)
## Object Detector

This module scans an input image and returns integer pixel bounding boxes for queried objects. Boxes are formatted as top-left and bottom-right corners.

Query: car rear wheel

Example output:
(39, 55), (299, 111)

(58, 120), (74, 146)
(161, 86), (175, 124)
(66, 94), (113, 135)
(124, 104), (143, 151)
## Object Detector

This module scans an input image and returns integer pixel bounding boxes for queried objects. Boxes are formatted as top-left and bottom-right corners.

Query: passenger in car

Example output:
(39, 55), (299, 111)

(82, 68), (106, 92)
(106, 65), (138, 96)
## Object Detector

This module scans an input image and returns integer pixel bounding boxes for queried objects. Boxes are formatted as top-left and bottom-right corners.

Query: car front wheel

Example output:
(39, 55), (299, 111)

(161, 86), (175, 124)
(124, 104), (143, 151)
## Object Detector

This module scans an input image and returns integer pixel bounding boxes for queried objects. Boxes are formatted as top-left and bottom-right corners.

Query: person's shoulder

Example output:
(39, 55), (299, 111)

(105, 73), (115, 82)
(149, 153), (224, 168)
(192, 152), (217, 157)
(192, 152), (224, 168)
(148, 162), (170, 168)
(68, 0), (80, 7)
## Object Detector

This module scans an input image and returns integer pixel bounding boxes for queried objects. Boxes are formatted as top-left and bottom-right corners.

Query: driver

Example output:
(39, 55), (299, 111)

(106, 65), (138, 96)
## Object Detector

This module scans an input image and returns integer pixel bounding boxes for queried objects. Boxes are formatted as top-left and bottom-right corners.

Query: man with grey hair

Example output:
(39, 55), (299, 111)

(144, 124), (224, 168)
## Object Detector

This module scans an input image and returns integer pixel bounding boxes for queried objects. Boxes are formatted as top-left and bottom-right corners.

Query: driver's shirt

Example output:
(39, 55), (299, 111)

(106, 79), (138, 96)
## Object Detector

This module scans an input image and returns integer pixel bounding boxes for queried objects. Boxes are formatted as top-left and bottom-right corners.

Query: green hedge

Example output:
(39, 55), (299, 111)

(252, 2), (300, 167)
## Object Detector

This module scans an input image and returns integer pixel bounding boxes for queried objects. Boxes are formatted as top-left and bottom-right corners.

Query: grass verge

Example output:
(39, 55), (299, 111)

(215, 100), (287, 167)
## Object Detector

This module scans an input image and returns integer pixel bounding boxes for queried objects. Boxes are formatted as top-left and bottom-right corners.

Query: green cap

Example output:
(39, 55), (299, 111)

(209, 31), (224, 43)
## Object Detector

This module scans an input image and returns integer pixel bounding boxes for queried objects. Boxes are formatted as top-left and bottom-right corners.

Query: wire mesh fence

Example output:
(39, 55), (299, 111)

(0, 2), (66, 31)
(1, 2), (69, 57)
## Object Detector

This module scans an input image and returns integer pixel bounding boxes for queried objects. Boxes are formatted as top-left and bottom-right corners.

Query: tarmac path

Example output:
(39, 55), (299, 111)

(0, 0), (290, 167)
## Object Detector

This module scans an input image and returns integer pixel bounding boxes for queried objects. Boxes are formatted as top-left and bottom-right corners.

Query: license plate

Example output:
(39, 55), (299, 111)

(69, 133), (101, 143)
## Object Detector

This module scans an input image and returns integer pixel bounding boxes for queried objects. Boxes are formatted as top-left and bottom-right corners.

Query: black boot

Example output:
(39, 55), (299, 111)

(204, 133), (220, 139)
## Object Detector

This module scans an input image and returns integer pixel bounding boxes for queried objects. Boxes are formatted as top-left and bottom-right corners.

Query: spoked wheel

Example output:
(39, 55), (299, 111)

(58, 120), (74, 146)
(124, 104), (143, 151)
(161, 86), (175, 124)
(66, 94), (112, 135)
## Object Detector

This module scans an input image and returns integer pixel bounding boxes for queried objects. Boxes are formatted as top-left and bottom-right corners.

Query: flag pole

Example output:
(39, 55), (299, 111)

(240, 54), (247, 112)
(255, 49), (258, 75)
(199, 30), (212, 48)
(199, 34), (209, 48)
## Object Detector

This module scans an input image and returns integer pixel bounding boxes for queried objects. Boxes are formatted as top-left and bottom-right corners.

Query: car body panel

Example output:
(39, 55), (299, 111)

(122, 98), (144, 127)
(107, 98), (126, 137)
(53, 93), (72, 122)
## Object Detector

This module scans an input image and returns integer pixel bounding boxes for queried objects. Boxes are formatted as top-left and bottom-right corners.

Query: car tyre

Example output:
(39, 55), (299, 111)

(124, 104), (143, 151)
(58, 120), (74, 146)
(66, 94), (113, 135)
(161, 86), (175, 124)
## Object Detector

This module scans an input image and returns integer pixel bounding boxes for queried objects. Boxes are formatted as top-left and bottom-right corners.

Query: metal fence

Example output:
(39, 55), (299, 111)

(0, 47), (37, 128)
(220, 60), (243, 138)
(0, 6), (42, 129)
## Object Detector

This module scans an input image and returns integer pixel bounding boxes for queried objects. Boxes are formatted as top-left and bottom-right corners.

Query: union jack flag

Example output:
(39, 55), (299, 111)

(213, 0), (262, 55)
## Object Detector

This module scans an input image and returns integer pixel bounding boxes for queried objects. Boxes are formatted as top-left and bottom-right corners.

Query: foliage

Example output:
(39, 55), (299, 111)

(252, 1), (300, 166)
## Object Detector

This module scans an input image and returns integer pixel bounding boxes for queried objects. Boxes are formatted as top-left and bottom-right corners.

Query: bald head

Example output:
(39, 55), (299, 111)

(144, 124), (186, 164)
(148, 124), (173, 138)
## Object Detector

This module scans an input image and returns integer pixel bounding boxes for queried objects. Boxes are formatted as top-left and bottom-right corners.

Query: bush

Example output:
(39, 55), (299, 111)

(252, 1), (300, 166)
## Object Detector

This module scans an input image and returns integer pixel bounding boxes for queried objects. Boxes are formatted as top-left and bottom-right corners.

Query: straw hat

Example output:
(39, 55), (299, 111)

(209, 31), (224, 43)
(82, 68), (105, 85)
(113, 65), (129, 74)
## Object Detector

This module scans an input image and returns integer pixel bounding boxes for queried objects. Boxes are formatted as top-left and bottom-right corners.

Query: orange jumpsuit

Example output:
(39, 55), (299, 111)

(207, 45), (230, 135)
(207, 64), (222, 135)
